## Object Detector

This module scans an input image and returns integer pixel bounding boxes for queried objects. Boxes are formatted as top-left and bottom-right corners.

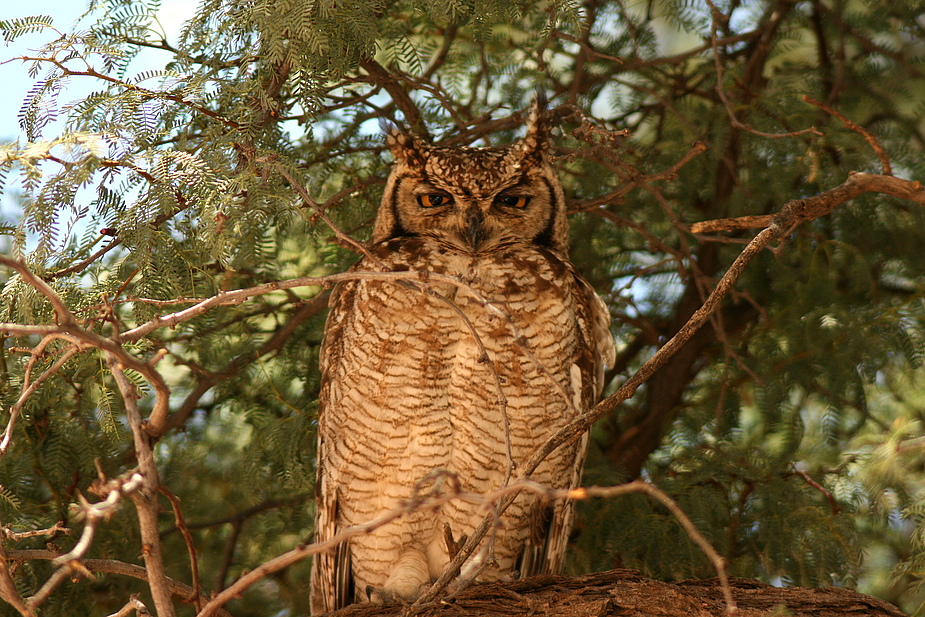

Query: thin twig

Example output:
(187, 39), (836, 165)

(17, 55), (239, 129)
(160, 486), (203, 611)
(25, 473), (144, 610)
(791, 470), (840, 515)
(0, 340), (79, 458)
(105, 595), (151, 617)
(803, 95), (892, 175)
(271, 160), (388, 269)
(570, 481), (737, 613)
(572, 142), (708, 211)
(705, 0), (820, 141)
(1, 522), (68, 541)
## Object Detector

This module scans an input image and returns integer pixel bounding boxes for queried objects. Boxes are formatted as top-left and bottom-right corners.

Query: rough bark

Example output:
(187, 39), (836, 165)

(318, 570), (905, 617)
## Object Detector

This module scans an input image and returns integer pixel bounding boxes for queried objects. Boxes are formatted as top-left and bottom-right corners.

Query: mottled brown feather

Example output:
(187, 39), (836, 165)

(309, 105), (614, 614)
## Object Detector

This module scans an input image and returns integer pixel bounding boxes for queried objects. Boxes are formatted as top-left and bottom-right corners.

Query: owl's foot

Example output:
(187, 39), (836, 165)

(365, 585), (396, 605)
(367, 548), (430, 604)
(366, 580), (431, 605)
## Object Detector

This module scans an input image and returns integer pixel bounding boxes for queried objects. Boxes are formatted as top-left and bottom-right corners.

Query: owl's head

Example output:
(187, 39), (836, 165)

(372, 103), (570, 255)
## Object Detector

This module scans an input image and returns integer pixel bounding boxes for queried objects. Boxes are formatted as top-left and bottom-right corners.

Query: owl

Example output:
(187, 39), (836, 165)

(309, 103), (615, 614)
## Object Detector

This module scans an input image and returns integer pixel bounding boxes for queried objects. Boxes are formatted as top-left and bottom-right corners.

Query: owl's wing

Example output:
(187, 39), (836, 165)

(310, 472), (353, 613)
(518, 430), (590, 577)
(519, 266), (614, 577)
(569, 270), (616, 403)
(309, 282), (357, 614)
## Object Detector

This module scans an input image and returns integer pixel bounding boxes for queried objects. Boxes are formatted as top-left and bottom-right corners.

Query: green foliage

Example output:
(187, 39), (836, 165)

(0, 0), (924, 615)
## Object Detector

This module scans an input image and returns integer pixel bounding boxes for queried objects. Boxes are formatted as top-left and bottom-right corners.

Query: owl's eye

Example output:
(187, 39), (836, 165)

(495, 194), (530, 209)
(418, 193), (452, 208)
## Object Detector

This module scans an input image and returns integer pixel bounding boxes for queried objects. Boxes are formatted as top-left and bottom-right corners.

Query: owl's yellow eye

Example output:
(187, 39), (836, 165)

(418, 193), (452, 208)
(495, 194), (530, 209)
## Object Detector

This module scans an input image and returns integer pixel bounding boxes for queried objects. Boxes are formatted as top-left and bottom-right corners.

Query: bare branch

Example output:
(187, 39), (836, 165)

(691, 173), (925, 233)
(1, 261), (76, 325)
(0, 543), (36, 617)
(5, 550), (232, 617)
(25, 473), (144, 610)
(160, 486), (203, 612)
(803, 96), (892, 175)
(0, 339), (79, 458)
(105, 595), (151, 617)
(691, 215), (774, 234)
(107, 355), (176, 617)
(1, 522), (68, 542)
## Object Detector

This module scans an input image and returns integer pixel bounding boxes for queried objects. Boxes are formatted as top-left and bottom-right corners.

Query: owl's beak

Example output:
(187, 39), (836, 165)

(464, 207), (486, 251)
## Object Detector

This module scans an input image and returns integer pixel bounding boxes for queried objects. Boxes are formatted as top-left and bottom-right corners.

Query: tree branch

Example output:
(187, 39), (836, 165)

(107, 356), (176, 617)
(691, 173), (925, 233)
(4, 550), (232, 617)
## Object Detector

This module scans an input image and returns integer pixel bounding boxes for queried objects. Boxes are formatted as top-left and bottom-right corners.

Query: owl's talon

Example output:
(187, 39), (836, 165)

(366, 585), (392, 605)
(366, 584), (426, 606)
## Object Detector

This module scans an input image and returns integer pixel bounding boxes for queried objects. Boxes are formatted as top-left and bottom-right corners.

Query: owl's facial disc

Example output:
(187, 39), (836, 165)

(393, 170), (553, 252)
(377, 135), (567, 252)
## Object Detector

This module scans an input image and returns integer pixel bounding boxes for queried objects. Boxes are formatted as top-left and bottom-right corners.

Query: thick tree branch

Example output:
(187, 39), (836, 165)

(107, 355), (176, 617)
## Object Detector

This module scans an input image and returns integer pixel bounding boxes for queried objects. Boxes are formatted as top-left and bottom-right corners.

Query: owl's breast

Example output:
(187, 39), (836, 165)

(348, 237), (589, 422)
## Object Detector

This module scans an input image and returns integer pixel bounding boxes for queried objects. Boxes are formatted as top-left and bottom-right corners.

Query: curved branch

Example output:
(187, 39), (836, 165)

(4, 550), (231, 617)
(0, 340), (79, 458)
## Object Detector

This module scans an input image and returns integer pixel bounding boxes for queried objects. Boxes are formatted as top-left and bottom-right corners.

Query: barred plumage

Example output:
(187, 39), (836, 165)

(310, 104), (615, 614)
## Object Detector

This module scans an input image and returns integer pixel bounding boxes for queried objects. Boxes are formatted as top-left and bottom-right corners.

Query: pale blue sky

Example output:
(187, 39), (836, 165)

(1, 1), (194, 220)
(2, 2), (88, 143)
(2, 1), (195, 142)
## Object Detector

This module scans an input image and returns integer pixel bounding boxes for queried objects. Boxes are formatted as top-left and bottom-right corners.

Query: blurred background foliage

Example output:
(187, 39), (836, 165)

(1, 0), (925, 615)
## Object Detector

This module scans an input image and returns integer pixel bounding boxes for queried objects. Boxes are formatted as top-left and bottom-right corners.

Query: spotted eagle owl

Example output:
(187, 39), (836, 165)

(309, 104), (615, 614)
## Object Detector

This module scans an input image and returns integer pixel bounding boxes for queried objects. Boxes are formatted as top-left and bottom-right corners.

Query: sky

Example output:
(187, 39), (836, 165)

(1, 1), (196, 142)
(0, 0), (195, 218)
(1, 2), (81, 144)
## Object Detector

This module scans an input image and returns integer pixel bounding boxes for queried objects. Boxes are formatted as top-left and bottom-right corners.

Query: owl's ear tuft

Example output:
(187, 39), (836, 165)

(518, 94), (551, 161)
(385, 124), (428, 165)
